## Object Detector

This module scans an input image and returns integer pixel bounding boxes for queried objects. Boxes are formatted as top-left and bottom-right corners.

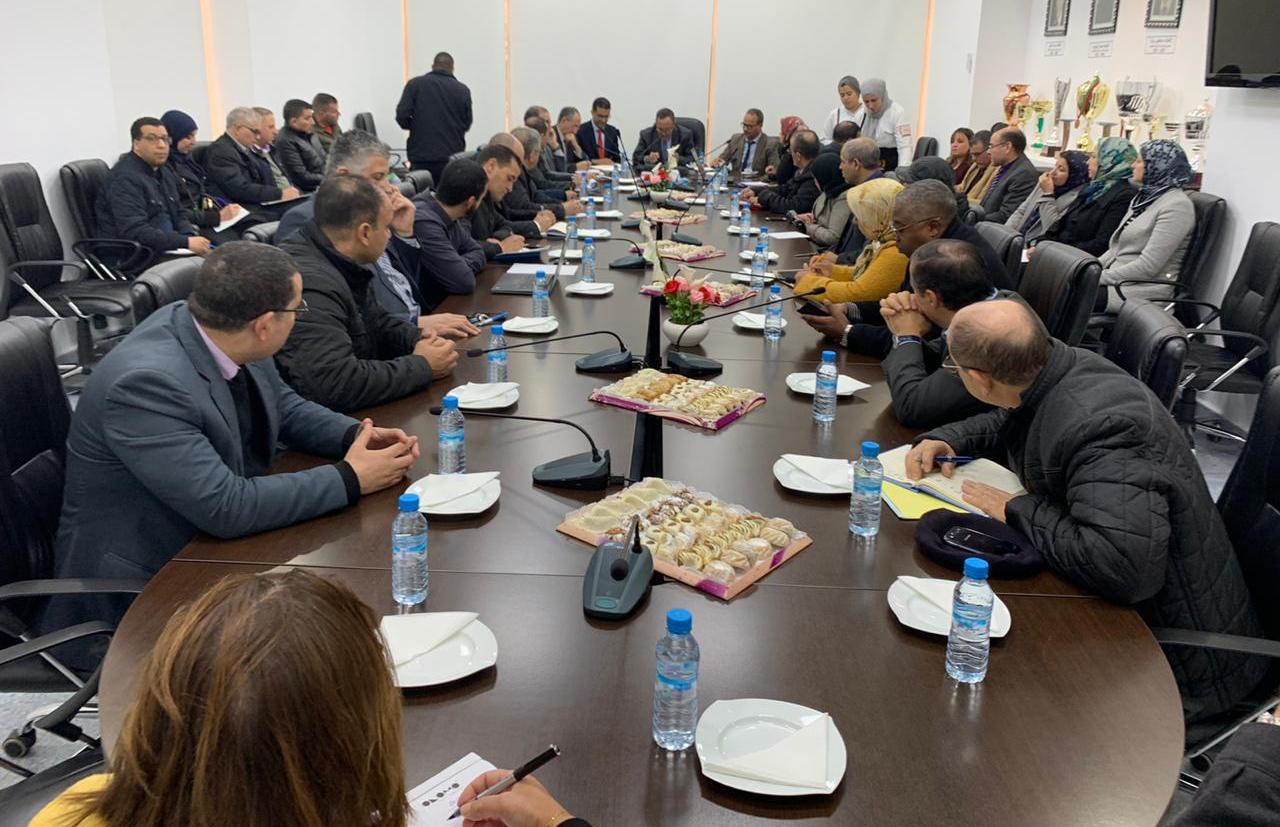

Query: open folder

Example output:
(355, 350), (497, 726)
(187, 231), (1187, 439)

(878, 444), (1026, 515)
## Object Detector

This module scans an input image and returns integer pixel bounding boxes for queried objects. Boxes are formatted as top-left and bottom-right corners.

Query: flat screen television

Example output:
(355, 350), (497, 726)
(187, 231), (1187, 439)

(1207, 0), (1280, 87)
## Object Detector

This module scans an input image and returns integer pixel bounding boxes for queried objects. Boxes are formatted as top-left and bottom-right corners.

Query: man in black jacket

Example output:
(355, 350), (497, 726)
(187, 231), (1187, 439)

(274, 99), (326, 192)
(276, 176), (457, 413)
(205, 106), (300, 218)
(510, 127), (581, 221)
(396, 52), (474, 183)
(576, 97), (622, 163)
(469, 142), (537, 260)
(412, 159), (490, 308)
(632, 108), (695, 169)
(97, 116), (210, 273)
(977, 127), (1038, 224)
(1174, 709), (1280, 826)
(908, 299), (1268, 724)
(745, 129), (820, 215)
(525, 109), (576, 188)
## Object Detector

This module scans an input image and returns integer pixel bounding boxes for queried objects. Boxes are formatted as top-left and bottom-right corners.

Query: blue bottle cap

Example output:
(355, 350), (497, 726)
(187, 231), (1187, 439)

(821, 350), (836, 362)
(584, 237), (594, 246)
(860, 440), (880, 458)
(567, 214), (577, 223)
(666, 608), (692, 634)
(398, 493), (420, 512)
(963, 557), (990, 580)
(442, 395), (459, 409)
(755, 241), (765, 251)
(770, 284), (781, 295)
(490, 324), (504, 335)
(759, 226), (768, 235)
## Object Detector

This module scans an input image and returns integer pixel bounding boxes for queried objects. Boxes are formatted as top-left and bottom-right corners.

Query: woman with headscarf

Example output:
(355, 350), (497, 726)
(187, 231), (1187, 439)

(959, 130), (997, 207)
(161, 109), (246, 242)
(794, 178), (907, 303)
(795, 154), (852, 247)
(948, 128), (974, 184)
(1005, 149), (1090, 245)
(1038, 136), (1138, 257)
(821, 76), (866, 143)
(1097, 139), (1195, 311)
(893, 155), (970, 218)
(857, 78), (913, 171)
(769, 115), (806, 185)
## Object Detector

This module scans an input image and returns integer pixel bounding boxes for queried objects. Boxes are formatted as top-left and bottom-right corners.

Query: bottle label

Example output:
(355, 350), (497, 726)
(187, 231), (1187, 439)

(952, 609), (991, 632)
(657, 671), (696, 691)
(488, 351), (507, 363)
(816, 377), (837, 392)
(854, 478), (881, 496)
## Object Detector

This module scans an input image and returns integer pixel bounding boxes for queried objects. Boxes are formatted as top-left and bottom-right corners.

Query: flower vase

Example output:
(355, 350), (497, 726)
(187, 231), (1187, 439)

(662, 318), (708, 346)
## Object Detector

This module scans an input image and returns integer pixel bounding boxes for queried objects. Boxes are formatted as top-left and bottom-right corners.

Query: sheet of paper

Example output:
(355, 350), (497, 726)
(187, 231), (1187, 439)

(768, 230), (809, 240)
(214, 206), (250, 233)
(879, 445), (1026, 508)
(505, 262), (565, 275)
(164, 247), (198, 256)
(408, 752), (497, 827)
(882, 481), (967, 520)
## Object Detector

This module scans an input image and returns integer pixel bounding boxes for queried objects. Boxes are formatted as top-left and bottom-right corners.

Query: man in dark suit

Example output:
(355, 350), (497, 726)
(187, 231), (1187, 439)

(274, 98), (326, 191)
(576, 97), (621, 163)
(745, 129), (821, 215)
(978, 127), (1038, 224)
(632, 108), (694, 168)
(396, 51), (474, 183)
(714, 108), (781, 179)
(204, 106), (301, 219)
(49, 242), (419, 654)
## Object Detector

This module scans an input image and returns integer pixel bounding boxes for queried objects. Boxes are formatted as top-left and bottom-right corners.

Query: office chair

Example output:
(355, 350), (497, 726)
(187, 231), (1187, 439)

(242, 221), (279, 244)
(1103, 299), (1188, 410)
(126, 257), (202, 324)
(403, 169), (434, 194)
(1015, 240), (1101, 346)
(675, 117), (707, 155)
(190, 141), (211, 168)
(973, 221), (1025, 288)
(58, 159), (152, 278)
(913, 136), (939, 160)
(353, 112), (377, 135)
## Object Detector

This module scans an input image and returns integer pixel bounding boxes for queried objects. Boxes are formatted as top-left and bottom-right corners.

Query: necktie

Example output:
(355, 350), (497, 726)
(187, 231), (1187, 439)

(742, 139), (755, 171)
(597, 128), (606, 160)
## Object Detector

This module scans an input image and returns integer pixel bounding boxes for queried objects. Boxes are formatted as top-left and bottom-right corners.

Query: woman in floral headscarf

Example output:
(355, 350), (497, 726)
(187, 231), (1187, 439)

(769, 115), (806, 184)
(1038, 136), (1138, 257)
(794, 178), (906, 303)
(1097, 138), (1195, 311)
(1006, 150), (1090, 244)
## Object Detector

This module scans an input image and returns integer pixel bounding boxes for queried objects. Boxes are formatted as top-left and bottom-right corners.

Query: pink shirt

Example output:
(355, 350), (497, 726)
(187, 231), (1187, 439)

(194, 320), (241, 381)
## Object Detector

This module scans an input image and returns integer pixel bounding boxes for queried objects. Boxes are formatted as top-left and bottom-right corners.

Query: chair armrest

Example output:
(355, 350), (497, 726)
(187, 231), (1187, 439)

(72, 238), (148, 276)
(0, 622), (114, 668)
(1114, 279), (1194, 302)
(0, 578), (148, 604)
(36, 664), (102, 744)
(1188, 328), (1269, 351)
(6, 260), (90, 283)
(1159, 298), (1222, 327)
(1153, 627), (1280, 658)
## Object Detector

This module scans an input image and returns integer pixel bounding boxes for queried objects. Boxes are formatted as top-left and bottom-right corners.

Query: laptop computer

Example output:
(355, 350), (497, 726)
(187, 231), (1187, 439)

(491, 269), (559, 296)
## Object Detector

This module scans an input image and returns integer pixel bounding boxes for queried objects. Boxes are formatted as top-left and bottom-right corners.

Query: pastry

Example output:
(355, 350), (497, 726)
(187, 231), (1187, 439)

(759, 527), (791, 548)
(703, 560), (736, 583)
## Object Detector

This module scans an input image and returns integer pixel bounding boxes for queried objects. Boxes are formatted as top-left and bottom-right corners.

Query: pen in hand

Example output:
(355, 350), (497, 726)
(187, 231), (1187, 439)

(931, 455), (974, 468)
(448, 744), (561, 820)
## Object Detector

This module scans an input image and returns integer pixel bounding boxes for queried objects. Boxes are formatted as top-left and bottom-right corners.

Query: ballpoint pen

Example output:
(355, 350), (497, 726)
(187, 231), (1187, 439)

(933, 456), (975, 467)
(447, 745), (561, 820)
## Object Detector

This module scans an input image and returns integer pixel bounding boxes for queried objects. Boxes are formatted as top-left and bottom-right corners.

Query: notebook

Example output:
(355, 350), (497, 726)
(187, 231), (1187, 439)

(878, 444), (1026, 514)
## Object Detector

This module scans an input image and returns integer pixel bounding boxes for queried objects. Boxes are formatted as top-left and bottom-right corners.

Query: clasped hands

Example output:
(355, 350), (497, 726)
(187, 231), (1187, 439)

(906, 439), (1016, 522)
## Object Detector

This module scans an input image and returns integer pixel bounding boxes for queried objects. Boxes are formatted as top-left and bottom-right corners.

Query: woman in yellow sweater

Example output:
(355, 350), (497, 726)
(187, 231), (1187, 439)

(794, 177), (907, 304)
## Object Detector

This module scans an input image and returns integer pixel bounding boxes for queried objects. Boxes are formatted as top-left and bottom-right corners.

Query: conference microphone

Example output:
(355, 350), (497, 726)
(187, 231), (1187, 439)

(428, 406), (613, 490)
(667, 286), (827, 377)
(465, 329), (635, 373)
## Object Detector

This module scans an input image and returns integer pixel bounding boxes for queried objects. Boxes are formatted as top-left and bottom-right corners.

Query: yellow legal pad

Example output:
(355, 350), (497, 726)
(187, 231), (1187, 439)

(882, 481), (967, 520)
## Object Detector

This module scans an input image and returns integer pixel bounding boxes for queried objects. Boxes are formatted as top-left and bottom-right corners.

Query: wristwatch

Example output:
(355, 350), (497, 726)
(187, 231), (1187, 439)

(892, 334), (923, 349)
(841, 324), (852, 345)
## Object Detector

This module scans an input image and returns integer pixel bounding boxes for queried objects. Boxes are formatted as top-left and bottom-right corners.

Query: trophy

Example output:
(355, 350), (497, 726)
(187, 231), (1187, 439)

(1074, 75), (1110, 152)
(1183, 99), (1212, 173)
(1049, 77), (1072, 154)
(1115, 78), (1161, 144)
(1030, 99), (1052, 148)
(1003, 83), (1031, 127)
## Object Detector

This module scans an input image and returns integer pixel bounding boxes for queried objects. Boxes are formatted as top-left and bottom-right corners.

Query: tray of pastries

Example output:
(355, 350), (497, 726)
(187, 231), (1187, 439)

(631, 239), (725, 262)
(589, 369), (764, 430)
(558, 478), (811, 600)
(638, 278), (756, 307)
(628, 208), (708, 225)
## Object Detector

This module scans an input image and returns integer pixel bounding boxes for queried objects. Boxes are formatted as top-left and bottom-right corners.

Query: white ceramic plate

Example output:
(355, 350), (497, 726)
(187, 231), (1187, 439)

(406, 476), (502, 517)
(391, 618), (499, 688)
(565, 281), (615, 296)
(886, 578), (1012, 638)
(771, 457), (850, 495)
(731, 270), (779, 284)
(446, 386), (519, 410)
(502, 317), (560, 335)
(594, 210), (624, 219)
(578, 228), (611, 239)
(733, 312), (787, 331)
(727, 225), (762, 236)
(548, 248), (584, 261)
(696, 699), (846, 796)
(785, 372), (869, 397)
(738, 250), (780, 262)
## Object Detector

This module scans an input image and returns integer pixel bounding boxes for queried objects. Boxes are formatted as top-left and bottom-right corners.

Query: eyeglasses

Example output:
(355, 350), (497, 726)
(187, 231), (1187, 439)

(741, 122), (760, 129)
(990, 141), (1011, 149)
(235, 124), (263, 138)
(137, 134), (169, 144)
(268, 299), (309, 315)
(892, 216), (940, 233)
(940, 353), (972, 373)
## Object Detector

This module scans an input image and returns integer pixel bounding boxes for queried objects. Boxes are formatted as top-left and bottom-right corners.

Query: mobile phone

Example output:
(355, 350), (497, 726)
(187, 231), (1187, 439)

(797, 300), (831, 317)
(942, 527), (1020, 557)
(468, 312), (508, 326)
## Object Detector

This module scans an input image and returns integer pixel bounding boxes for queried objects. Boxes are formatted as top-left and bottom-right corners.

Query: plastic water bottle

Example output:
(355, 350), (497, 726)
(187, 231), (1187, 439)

(392, 494), (428, 606)
(849, 441), (883, 537)
(653, 608), (699, 751)
(946, 558), (994, 683)
(813, 350), (838, 423)
(758, 225), (770, 254)
(578, 169), (589, 194)
(750, 242), (768, 290)
(437, 395), (466, 474)
(764, 284), (783, 341)
(603, 181), (615, 211)
(703, 184), (715, 217)
(486, 324), (508, 383)
(611, 163), (621, 193)
(585, 200), (597, 230)
(532, 270), (550, 318)
(738, 205), (752, 236)
(730, 190), (741, 220)
(580, 238), (596, 283)
(566, 215), (579, 250)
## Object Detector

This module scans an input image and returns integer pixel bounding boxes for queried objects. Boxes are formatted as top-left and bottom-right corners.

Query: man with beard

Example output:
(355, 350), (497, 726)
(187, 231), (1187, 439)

(411, 158), (489, 308)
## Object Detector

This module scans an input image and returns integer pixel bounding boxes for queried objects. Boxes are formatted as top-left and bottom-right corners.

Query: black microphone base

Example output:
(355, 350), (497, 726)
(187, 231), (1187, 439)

(620, 218), (642, 229)
(666, 351), (724, 378)
(533, 449), (612, 490)
(575, 349), (634, 373)
(610, 254), (647, 269)
(670, 232), (702, 245)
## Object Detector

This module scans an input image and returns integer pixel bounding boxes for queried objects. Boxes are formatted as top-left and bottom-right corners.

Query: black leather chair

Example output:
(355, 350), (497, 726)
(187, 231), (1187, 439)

(1153, 366), (1280, 782)
(676, 117), (706, 155)
(0, 318), (145, 776)
(127, 257), (202, 324)
(1168, 221), (1280, 443)
(973, 221), (1024, 288)
(59, 159), (154, 278)
(396, 179), (416, 198)
(353, 111), (377, 135)
(191, 141), (211, 169)
(404, 169), (434, 194)
(0, 163), (134, 370)
(913, 136), (939, 160)
(1103, 299), (1188, 409)
(242, 221), (279, 244)
(1015, 240), (1101, 346)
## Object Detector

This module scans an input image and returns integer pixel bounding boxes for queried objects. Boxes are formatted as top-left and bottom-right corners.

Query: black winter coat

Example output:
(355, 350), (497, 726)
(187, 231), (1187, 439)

(1040, 181), (1137, 258)
(1173, 723), (1280, 826)
(276, 221), (433, 412)
(167, 151), (220, 228)
(758, 164), (818, 214)
(504, 169), (562, 222)
(924, 341), (1268, 723)
(396, 70), (474, 165)
(274, 126), (326, 191)
(204, 133), (282, 206)
(96, 152), (196, 269)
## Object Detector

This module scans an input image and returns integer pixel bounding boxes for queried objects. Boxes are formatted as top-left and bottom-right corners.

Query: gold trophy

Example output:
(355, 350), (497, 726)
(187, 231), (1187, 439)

(1003, 83), (1031, 127)
(1030, 99), (1052, 148)
(1074, 75), (1110, 152)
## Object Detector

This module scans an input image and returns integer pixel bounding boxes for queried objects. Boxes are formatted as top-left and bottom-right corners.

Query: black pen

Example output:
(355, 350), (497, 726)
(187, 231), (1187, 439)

(447, 745), (561, 820)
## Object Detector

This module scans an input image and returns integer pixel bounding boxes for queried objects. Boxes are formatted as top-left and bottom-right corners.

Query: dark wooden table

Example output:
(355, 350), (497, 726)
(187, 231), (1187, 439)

(99, 204), (1184, 824)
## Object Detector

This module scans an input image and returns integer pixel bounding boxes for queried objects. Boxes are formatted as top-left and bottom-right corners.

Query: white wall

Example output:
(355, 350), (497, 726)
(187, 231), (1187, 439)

(970, 0), (1034, 129)
(408, 0), (507, 149)
(923, 0), (982, 142)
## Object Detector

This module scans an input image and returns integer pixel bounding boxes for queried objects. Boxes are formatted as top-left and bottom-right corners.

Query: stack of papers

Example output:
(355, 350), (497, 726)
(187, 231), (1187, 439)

(408, 753), (497, 826)
(878, 445), (1025, 514)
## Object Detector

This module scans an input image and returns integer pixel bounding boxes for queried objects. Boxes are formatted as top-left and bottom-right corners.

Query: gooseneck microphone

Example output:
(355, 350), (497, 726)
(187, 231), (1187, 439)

(464, 330), (635, 373)
(428, 406), (612, 490)
(665, 286), (826, 377)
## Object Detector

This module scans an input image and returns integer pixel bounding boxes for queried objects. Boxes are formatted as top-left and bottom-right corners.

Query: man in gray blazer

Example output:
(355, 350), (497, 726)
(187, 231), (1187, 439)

(53, 242), (419, 591)
(714, 108), (781, 179)
(977, 127), (1038, 224)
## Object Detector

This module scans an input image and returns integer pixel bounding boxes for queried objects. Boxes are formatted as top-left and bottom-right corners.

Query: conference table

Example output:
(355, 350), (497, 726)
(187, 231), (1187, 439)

(99, 197), (1185, 825)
